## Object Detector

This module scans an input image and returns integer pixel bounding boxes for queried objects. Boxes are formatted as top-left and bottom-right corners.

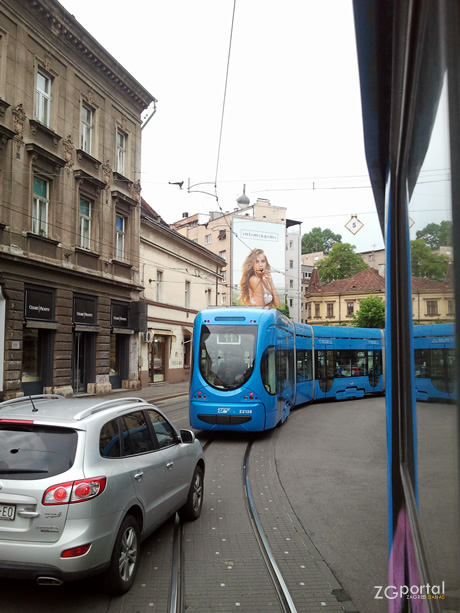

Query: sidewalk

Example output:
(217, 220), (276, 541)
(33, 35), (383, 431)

(101, 380), (190, 405)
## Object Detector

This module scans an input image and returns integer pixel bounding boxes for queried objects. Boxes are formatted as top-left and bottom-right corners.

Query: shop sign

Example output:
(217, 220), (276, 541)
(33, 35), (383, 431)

(74, 295), (96, 325)
(111, 301), (129, 328)
(25, 287), (54, 320)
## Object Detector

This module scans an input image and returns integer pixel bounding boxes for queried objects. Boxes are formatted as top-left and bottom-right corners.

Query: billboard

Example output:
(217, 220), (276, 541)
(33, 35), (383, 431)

(232, 218), (285, 308)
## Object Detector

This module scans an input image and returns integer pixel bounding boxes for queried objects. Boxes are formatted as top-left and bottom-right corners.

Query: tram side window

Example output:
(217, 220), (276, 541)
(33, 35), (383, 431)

(288, 348), (295, 387)
(276, 349), (289, 391)
(414, 349), (430, 377)
(335, 350), (352, 377)
(368, 350), (382, 376)
(316, 350), (335, 379)
(296, 349), (313, 381)
(261, 346), (276, 395)
(352, 350), (368, 376)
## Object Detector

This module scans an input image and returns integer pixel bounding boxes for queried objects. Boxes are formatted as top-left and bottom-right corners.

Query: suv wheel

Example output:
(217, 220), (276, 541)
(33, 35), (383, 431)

(104, 515), (140, 594)
(179, 465), (204, 521)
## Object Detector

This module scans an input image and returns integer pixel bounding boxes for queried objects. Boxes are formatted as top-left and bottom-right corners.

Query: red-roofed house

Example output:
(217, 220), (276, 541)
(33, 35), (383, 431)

(303, 268), (454, 325)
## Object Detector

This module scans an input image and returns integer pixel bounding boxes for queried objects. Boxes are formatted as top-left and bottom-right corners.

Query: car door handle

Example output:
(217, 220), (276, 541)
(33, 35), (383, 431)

(166, 461), (174, 469)
(18, 510), (40, 518)
(134, 471), (144, 481)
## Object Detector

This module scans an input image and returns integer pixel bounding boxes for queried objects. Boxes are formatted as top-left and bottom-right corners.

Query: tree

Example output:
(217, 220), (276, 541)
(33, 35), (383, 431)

(410, 239), (449, 280)
(415, 220), (452, 249)
(317, 242), (368, 284)
(301, 227), (342, 254)
(351, 295), (385, 328)
(277, 303), (290, 318)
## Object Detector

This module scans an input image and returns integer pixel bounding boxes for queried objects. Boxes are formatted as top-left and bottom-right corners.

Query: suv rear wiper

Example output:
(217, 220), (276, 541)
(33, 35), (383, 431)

(0, 469), (49, 474)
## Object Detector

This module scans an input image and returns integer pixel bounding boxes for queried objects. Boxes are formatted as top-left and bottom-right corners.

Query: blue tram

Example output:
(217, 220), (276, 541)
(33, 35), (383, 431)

(189, 307), (385, 433)
(189, 307), (297, 432)
(413, 323), (456, 402)
(312, 325), (384, 401)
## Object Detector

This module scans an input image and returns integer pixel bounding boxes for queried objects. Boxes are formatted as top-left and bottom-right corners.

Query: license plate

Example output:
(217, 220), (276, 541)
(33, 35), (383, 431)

(0, 504), (16, 521)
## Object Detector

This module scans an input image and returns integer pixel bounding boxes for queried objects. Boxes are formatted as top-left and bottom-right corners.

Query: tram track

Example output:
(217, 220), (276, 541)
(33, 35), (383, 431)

(169, 431), (300, 612)
(243, 439), (297, 613)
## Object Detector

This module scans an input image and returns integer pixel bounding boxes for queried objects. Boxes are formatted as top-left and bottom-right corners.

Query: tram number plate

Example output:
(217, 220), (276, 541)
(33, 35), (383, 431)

(0, 503), (16, 521)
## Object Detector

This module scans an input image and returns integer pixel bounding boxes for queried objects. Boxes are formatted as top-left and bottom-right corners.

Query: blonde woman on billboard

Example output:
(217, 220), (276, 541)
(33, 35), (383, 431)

(240, 248), (280, 308)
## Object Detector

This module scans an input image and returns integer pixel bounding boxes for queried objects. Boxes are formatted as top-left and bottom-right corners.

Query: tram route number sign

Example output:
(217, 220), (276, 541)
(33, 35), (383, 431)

(345, 215), (364, 235)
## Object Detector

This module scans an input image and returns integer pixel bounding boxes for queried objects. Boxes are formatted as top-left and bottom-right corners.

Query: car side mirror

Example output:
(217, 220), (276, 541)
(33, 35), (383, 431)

(179, 429), (196, 444)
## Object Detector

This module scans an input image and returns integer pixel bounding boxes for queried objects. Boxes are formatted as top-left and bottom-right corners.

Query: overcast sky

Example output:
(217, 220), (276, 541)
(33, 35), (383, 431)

(57, 0), (450, 253)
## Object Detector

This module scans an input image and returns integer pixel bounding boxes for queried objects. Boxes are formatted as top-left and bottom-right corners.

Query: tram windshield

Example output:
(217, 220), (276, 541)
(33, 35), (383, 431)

(199, 324), (257, 390)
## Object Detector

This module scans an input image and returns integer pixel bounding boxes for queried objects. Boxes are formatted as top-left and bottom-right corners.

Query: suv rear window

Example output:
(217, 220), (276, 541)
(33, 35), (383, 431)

(0, 425), (78, 480)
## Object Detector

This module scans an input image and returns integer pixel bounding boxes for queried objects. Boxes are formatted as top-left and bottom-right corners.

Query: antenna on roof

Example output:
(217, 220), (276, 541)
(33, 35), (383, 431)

(29, 395), (38, 412)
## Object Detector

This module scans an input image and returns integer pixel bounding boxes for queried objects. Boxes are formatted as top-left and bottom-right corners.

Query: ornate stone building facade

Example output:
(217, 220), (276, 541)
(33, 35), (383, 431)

(0, 0), (155, 399)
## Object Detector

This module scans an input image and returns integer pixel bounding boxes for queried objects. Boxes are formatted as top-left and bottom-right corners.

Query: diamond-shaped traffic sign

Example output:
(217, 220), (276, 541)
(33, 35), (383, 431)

(345, 215), (364, 235)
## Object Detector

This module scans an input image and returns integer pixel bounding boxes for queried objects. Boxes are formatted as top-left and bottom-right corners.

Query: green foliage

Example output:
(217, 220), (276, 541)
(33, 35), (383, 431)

(277, 303), (290, 317)
(316, 243), (368, 284)
(351, 295), (385, 328)
(301, 227), (342, 254)
(410, 239), (449, 280)
(415, 220), (452, 249)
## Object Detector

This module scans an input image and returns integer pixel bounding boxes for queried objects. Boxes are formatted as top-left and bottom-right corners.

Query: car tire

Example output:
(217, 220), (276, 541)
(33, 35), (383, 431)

(178, 465), (204, 521)
(103, 514), (140, 595)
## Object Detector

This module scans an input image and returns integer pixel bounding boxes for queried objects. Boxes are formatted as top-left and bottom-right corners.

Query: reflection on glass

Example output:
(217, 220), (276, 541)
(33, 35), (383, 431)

(22, 329), (41, 382)
(409, 76), (459, 593)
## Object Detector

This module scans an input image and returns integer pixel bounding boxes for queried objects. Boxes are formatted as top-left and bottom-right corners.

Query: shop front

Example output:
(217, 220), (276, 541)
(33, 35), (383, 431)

(110, 300), (132, 389)
(73, 294), (99, 394)
(22, 285), (57, 395)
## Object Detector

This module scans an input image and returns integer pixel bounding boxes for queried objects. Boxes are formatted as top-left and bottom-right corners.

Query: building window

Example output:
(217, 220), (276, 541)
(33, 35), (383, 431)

(81, 103), (93, 153)
(80, 198), (91, 250)
(426, 300), (438, 316)
(156, 271), (163, 302)
(32, 176), (49, 236)
(448, 299), (455, 315)
(205, 234), (211, 245)
(290, 298), (293, 307)
(115, 215), (125, 260)
(221, 294), (227, 305)
(289, 279), (294, 288)
(222, 270), (227, 283)
(289, 240), (293, 249)
(185, 281), (190, 308)
(219, 250), (227, 260)
(289, 260), (294, 268)
(116, 129), (127, 175)
(35, 69), (51, 126)
(307, 303), (311, 318)
(315, 304), (320, 318)
(347, 302), (354, 316)
(327, 303), (334, 317)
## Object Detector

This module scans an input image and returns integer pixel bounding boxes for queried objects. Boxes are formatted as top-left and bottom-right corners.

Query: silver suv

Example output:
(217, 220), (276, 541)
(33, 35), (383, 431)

(0, 395), (204, 594)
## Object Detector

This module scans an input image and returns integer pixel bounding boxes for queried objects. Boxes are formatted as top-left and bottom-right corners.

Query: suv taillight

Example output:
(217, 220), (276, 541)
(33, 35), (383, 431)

(43, 477), (107, 505)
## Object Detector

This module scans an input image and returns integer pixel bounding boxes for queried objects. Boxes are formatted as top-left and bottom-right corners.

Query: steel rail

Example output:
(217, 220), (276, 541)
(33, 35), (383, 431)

(243, 440), (298, 613)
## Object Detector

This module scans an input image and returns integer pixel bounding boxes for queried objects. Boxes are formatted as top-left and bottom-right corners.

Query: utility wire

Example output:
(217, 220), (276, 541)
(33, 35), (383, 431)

(214, 0), (237, 188)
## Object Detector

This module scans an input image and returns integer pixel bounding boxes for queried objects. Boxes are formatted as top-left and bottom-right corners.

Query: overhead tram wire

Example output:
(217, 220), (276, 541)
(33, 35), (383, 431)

(214, 0), (237, 196)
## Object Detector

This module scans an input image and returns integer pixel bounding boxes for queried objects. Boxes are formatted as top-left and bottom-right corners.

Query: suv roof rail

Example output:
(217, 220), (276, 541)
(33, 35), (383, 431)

(0, 394), (66, 409)
(74, 397), (149, 421)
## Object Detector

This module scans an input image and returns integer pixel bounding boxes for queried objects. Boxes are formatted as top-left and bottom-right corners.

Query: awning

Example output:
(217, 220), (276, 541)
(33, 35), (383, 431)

(74, 325), (101, 333)
(182, 326), (193, 335)
(25, 321), (59, 330)
(112, 327), (134, 335)
(151, 329), (175, 336)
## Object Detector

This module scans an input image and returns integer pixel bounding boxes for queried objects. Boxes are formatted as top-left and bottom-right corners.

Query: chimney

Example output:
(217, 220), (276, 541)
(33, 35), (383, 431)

(182, 212), (188, 219)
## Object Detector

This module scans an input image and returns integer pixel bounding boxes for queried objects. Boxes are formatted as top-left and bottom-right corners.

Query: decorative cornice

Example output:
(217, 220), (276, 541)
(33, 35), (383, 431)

(25, 0), (156, 112)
